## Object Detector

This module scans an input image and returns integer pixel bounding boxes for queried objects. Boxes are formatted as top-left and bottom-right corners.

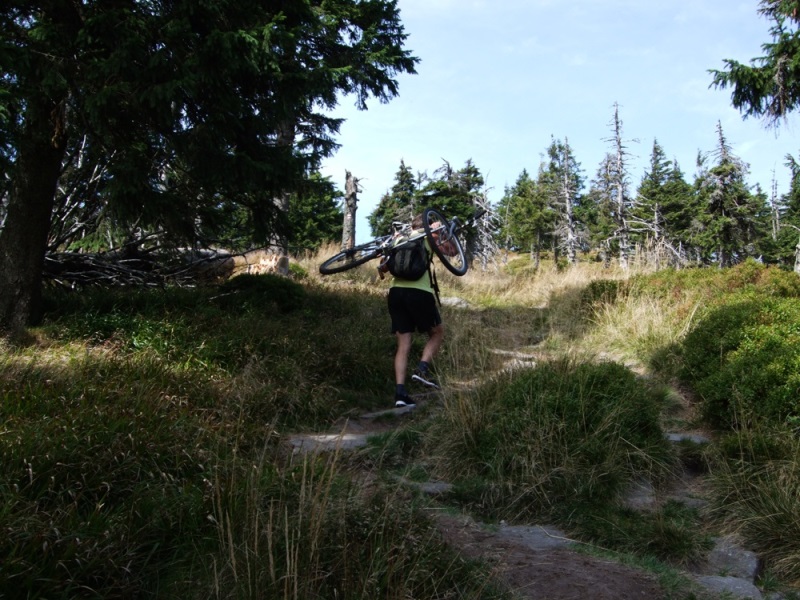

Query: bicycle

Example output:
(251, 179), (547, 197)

(319, 207), (477, 277)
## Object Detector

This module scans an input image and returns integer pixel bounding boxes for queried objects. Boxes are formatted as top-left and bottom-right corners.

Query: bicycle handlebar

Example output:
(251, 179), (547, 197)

(472, 208), (487, 220)
(445, 208), (486, 236)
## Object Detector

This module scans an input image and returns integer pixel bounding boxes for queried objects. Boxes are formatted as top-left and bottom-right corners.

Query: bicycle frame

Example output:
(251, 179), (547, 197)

(318, 207), (478, 277)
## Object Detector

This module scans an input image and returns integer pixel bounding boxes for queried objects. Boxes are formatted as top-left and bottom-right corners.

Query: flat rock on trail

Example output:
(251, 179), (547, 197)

(432, 513), (666, 600)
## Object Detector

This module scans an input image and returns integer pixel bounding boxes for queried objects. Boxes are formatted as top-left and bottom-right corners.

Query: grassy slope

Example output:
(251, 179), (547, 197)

(2, 254), (800, 598)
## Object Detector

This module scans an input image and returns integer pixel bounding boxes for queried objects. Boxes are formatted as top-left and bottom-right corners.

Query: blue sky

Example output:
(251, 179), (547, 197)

(320, 0), (799, 243)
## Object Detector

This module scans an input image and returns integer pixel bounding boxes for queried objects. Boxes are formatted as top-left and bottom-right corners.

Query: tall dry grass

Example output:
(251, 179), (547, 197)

(304, 247), (693, 384)
(707, 424), (800, 586)
(209, 446), (342, 599)
(581, 284), (703, 369)
(207, 441), (508, 599)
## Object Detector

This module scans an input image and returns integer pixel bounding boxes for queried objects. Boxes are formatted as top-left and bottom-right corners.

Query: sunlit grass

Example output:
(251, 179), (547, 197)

(4, 249), (800, 597)
(582, 286), (703, 370)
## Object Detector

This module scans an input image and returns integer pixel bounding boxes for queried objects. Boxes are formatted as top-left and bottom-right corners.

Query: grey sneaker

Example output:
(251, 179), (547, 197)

(411, 369), (439, 389)
(394, 393), (416, 408)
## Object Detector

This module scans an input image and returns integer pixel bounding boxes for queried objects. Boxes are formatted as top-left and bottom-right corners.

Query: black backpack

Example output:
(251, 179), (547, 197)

(387, 236), (430, 280)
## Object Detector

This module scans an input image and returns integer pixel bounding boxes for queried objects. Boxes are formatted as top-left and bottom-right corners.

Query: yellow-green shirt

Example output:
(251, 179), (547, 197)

(390, 234), (433, 294)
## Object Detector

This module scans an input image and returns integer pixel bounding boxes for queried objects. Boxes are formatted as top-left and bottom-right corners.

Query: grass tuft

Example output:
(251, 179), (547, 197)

(706, 424), (800, 586)
(424, 358), (675, 521)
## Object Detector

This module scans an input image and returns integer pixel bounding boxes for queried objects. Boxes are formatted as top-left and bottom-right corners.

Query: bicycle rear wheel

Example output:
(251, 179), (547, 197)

(422, 207), (468, 276)
(319, 241), (381, 274)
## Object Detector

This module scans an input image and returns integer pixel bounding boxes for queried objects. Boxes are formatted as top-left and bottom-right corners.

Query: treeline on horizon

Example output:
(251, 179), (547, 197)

(362, 107), (800, 271)
(17, 101), (800, 274)
(5, 0), (800, 333)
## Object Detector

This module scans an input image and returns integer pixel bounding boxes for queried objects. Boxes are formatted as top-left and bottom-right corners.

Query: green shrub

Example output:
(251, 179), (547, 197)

(580, 278), (627, 309)
(40, 282), (392, 417)
(680, 297), (800, 427)
(633, 261), (800, 304)
(43, 286), (211, 320)
(679, 300), (756, 383)
(6, 278), (493, 598)
(567, 500), (711, 565)
(0, 355), (219, 598)
(288, 261), (309, 280)
(756, 266), (800, 297)
(503, 255), (539, 274)
(218, 272), (305, 313)
(722, 258), (800, 297)
(714, 428), (797, 465)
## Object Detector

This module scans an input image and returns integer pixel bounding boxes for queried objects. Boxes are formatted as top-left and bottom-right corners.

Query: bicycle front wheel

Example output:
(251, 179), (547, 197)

(422, 208), (468, 276)
(319, 241), (381, 274)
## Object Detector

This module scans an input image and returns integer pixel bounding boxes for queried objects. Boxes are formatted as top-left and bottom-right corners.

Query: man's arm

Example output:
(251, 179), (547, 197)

(431, 226), (459, 257)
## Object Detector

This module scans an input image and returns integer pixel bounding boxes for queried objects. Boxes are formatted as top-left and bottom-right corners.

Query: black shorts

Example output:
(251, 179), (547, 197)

(388, 287), (441, 334)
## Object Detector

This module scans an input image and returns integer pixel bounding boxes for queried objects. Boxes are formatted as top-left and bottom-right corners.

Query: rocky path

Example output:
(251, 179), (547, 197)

(286, 368), (776, 600)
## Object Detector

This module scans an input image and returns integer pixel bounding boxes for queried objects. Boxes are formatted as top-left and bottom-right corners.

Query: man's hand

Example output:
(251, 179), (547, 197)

(430, 222), (458, 256)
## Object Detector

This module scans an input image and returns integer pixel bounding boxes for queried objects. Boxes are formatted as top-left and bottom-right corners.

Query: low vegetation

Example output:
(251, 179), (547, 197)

(426, 360), (673, 521)
(2, 254), (800, 597)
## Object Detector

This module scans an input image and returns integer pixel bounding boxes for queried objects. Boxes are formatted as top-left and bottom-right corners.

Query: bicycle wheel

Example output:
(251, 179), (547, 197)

(319, 240), (381, 274)
(422, 207), (468, 276)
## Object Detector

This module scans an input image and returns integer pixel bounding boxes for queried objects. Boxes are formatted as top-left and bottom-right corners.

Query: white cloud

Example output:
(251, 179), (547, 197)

(565, 53), (589, 67)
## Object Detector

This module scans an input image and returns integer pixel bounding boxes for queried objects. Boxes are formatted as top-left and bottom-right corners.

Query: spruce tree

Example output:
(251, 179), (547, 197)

(287, 173), (344, 252)
(418, 159), (487, 259)
(635, 140), (672, 242)
(633, 140), (695, 265)
(585, 154), (618, 267)
(0, 0), (417, 331)
(368, 159), (418, 236)
(417, 160), (483, 219)
(497, 169), (554, 267)
(771, 154), (800, 269)
(711, 0), (800, 126)
(540, 137), (585, 266)
(691, 122), (764, 267)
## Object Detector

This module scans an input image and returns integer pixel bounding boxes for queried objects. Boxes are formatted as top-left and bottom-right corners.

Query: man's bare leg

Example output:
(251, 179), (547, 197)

(394, 331), (413, 385)
(421, 323), (444, 364)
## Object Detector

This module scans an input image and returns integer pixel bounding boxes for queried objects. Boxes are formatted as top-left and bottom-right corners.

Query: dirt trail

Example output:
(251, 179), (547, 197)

(287, 358), (751, 600)
(432, 512), (666, 600)
(289, 396), (688, 600)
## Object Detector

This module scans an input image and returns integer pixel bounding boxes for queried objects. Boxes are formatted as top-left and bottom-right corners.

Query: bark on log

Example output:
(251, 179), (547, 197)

(342, 170), (360, 250)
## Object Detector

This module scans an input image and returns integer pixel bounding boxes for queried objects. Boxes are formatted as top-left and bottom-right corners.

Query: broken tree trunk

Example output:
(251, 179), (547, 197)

(342, 170), (359, 250)
(794, 234), (800, 275)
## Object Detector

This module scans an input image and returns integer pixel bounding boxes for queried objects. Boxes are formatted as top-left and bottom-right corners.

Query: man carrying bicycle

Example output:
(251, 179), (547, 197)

(319, 206), (469, 408)
(381, 213), (456, 408)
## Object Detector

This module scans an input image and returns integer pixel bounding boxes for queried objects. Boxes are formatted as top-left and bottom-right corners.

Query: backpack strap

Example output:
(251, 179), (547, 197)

(425, 244), (441, 307)
(430, 263), (441, 307)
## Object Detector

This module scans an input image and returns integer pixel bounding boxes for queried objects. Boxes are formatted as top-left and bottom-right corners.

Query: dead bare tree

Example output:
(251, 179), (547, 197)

(782, 224), (800, 274)
(770, 171), (781, 242)
(561, 137), (579, 266)
(470, 189), (499, 270)
(606, 102), (635, 270)
(48, 135), (111, 252)
(342, 170), (360, 250)
(795, 233), (800, 274)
